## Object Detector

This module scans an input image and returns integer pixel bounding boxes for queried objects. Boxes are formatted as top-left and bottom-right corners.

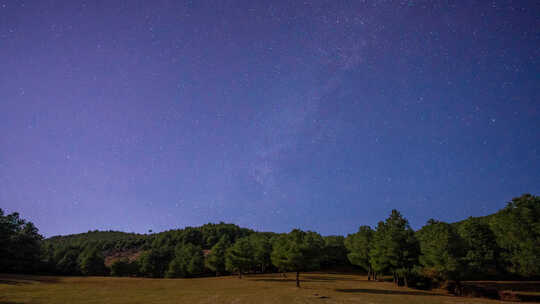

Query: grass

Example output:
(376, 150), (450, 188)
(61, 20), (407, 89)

(0, 272), (519, 304)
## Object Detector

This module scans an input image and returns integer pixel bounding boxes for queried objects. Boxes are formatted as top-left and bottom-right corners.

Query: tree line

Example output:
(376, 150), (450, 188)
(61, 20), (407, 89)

(0, 194), (538, 289)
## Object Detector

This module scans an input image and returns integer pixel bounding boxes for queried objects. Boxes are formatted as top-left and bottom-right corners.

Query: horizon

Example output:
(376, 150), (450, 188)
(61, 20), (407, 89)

(39, 198), (511, 239)
(2, 1), (539, 238)
(10, 194), (523, 239)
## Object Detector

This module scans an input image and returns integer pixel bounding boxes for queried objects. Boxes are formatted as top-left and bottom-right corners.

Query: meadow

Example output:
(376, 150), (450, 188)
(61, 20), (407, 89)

(1, 272), (528, 304)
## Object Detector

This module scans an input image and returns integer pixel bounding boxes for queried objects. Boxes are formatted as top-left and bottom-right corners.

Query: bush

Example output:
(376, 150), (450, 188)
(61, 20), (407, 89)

(111, 259), (139, 277)
(405, 267), (433, 290)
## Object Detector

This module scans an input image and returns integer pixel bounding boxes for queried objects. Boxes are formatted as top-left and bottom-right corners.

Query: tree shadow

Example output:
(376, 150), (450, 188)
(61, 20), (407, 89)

(0, 275), (59, 285)
(251, 278), (315, 283)
(0, 279), (31, 285)
(249, 274), (369, 283)
(250, 277), (362, 283)
(465, 281), (540, 292)
(335, 288), (448, 297)
(304, 275), (364, 282)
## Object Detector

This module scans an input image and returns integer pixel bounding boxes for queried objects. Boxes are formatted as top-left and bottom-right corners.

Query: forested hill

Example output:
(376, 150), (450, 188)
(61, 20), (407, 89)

(44, 206), (497, 246)
(46, 230), (148, 244)
(43, 222), (258, 252)
(40, 201), (517, 255)
(2, 194), (538, 284)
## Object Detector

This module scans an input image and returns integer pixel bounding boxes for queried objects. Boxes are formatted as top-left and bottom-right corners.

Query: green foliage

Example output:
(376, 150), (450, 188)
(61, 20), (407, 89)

(139, 247), (174, 278)
(226, 237), (255, 276)
(249, 234), (273, 273)
(369, 210), (419, 285)
(199, 222), (254, 248)
(79, 247), (107, 276)
(345, 226), (373, 272)
(205, 236), (231, 275)
(271, 229), (324, 286)
(41, 222), (252, 277)
(321, 236), (349, 268)
(46, 230), (147, 246)
(56, 247), (81, 275)
(416, 219), (465, 282)
(369, 221), (391, 275)
(110, 259), (139, 277)
(166, 243), (205, 278)
(154, 223), (253, 250)
(490, 194), (540, 277)
(0, 209), (43, 273)
(457, 217), (499, 276)
(3, 193), (540, 282)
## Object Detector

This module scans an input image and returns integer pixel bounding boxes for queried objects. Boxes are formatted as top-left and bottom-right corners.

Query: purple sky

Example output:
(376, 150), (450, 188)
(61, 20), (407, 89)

(1, 1), (539, 237)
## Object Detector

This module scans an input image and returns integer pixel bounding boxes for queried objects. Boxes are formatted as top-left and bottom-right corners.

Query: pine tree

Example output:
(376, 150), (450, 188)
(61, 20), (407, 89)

(205, 235), (231, 275)
(490, 194), (540, 277)
(249, 234), (272, 273)
(271, 229), (324, 287)
(80, 247), (107, 276)
(226, 237), (255, 278)
(369, 210), (419, 286)
(345, 226), (374, 279)
(166, 243), (204, 278)
(416, 219), (465, 285)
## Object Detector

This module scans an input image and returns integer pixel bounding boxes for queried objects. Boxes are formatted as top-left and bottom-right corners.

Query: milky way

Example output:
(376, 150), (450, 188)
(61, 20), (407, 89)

(1, 1), (539, 237)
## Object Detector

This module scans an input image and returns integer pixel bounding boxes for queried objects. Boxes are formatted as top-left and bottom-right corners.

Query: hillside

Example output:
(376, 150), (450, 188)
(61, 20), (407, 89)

(3, 194), (535, 284)
(44, 208), (500, 247)
(45, 230), (149, 245)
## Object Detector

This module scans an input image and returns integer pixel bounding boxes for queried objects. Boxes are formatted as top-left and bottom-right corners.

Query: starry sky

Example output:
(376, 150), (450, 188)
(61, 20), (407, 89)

(1, 1), (539, 237)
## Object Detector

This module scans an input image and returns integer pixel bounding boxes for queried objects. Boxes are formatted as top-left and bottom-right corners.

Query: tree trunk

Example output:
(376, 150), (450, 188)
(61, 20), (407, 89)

(296, 271), (300, 288)
(238, 270), (242, 279)
(454, 280), (462, 296)
(367, 268), (371, 281)
(404, 273), (408, 287)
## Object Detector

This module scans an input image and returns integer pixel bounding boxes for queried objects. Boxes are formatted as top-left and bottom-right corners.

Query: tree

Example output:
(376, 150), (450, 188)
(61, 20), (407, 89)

(80, 247), (107, 276)
(139, 247), (173, 278)
(271, 229), (324, 287)
(345, 226), (374, 279)
(56, 247), (81, 275)
(110, 259), (139, 277)
(0, 209), (43, 273)
(321, 236), (349, 269)
(249, 234), (272, 273)
(457, 218), (499, 277)
(205, 236), (231, 275)
(166, 243), (204, 278)
(490, 194), (540, 277)
(270, 235), (289, 277)
(369, 221), (390, 281)
(416, 219), (465, 288)
(226, 237), (255, 278)
(369, 210), (419, 286)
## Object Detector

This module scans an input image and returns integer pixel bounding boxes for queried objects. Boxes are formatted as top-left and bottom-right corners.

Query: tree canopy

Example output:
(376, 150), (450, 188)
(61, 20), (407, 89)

(271, 229), (324, 287)
(225, 237), (255, 278)
(345, 226), (373, 279)
(0, 209), (43, 273)
(1, 193), (539, 290)
(417, 219), (465, 283)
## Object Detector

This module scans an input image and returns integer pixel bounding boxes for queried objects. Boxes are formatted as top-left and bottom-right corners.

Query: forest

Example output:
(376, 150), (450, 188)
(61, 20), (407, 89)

(1, 194), (538, 291)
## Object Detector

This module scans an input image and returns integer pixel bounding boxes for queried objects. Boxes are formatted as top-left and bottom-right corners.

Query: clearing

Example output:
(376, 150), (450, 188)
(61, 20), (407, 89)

(0, 272), (534, 304)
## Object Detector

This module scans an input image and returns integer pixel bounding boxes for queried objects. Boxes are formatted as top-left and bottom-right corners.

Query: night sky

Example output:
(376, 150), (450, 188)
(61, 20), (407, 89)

(1, 1), (539, 237)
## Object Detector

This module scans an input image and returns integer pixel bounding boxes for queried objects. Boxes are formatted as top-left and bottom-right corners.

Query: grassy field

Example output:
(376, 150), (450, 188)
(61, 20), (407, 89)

(0, 272), (531, 304)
